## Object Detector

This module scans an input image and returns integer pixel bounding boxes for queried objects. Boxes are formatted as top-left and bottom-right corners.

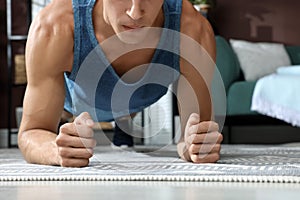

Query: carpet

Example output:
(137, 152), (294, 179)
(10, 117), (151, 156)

(0, 144), (300, 183)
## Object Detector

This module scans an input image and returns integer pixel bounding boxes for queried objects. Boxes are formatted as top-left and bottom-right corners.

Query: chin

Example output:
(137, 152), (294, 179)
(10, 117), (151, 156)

(116, 27), (149, 44)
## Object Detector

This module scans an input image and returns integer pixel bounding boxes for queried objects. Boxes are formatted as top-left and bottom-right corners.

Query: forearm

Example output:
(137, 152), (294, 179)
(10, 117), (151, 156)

(18, 129), (59, 165)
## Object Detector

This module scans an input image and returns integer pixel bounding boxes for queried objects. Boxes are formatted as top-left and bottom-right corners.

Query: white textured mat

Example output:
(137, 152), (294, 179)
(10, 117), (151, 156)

(1, 145), (300, 183)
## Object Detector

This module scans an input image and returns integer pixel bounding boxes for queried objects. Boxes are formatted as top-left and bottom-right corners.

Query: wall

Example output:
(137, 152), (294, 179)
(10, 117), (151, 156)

(1, 0), (300, 129)
(209, 0), (300, 45)
(0, 0), (50, 129)
(0, 0), (30, 129)
(0, 1), (7, 129)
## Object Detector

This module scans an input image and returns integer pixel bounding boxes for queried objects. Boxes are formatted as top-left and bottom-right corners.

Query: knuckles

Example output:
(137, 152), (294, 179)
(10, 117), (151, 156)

(217, 133), (223, 143)
(191, 153), (220, 163)
(189, 143), (222, 155)
(211, 153), (220, 162)
(60, 159), (89, 168)
(58, 147), (69, 157)
(189, 144), (198, 154)
(59, 122), (73, 133)
(55, 134), (67, 146)
(215, 144), (221, 152)
(92, 139), (97, 148)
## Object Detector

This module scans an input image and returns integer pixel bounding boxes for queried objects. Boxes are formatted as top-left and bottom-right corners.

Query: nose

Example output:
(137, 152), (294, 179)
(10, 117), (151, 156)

(126, 0), (144, 20)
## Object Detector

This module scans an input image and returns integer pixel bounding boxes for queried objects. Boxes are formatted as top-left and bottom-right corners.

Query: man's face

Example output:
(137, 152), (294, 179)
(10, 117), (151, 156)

(102, 0), (164, 44)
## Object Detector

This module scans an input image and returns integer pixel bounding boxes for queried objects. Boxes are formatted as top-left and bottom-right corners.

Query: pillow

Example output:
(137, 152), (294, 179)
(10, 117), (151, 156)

(229, 39), (291, 81)
(215, 36), (241, 91)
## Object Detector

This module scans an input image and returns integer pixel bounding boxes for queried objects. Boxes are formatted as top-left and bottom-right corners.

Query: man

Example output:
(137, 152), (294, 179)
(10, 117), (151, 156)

(18, 0), (223, 167)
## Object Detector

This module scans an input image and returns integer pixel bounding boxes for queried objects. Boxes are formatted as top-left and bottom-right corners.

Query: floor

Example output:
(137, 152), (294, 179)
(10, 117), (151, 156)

(1, 128), (300, 199)
(1, 181), (300, 200)
(1, 144), (300, 200)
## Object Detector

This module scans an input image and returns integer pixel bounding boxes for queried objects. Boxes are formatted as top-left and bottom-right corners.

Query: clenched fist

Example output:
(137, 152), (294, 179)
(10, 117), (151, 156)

(184, 113), (223, 163)
(56, 112), (97, 167)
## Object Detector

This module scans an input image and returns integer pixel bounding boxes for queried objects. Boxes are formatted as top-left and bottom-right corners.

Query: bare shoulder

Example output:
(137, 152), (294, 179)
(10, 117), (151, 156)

(180, 0), (216, 60)
(26, 0), (74, 77)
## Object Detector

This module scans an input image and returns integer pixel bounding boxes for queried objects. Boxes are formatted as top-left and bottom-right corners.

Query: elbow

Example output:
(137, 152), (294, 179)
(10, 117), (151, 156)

(17, 129), (32, 163)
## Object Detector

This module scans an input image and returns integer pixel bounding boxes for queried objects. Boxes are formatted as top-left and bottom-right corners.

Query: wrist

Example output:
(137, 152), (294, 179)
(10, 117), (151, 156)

(51, 140), (61, 166)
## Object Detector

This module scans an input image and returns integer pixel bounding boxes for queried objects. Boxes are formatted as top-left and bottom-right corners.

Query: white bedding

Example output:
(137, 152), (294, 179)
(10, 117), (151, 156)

(251, 66), (300, 127)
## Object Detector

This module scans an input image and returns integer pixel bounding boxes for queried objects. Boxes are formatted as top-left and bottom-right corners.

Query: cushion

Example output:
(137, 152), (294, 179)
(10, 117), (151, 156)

(285, 46), (300, 65)
(215, 36), (241, 92)
(229, 39), (291, 81)
(227, 81), (257, 115)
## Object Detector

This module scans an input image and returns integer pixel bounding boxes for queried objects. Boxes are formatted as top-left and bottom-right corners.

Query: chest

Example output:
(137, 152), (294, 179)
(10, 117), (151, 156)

(108, 48), (156, 83)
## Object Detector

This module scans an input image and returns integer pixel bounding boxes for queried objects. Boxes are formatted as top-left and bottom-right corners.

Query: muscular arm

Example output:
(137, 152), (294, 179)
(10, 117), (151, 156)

(176, 0), (222, 162)
(18, 3), (74, 165)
